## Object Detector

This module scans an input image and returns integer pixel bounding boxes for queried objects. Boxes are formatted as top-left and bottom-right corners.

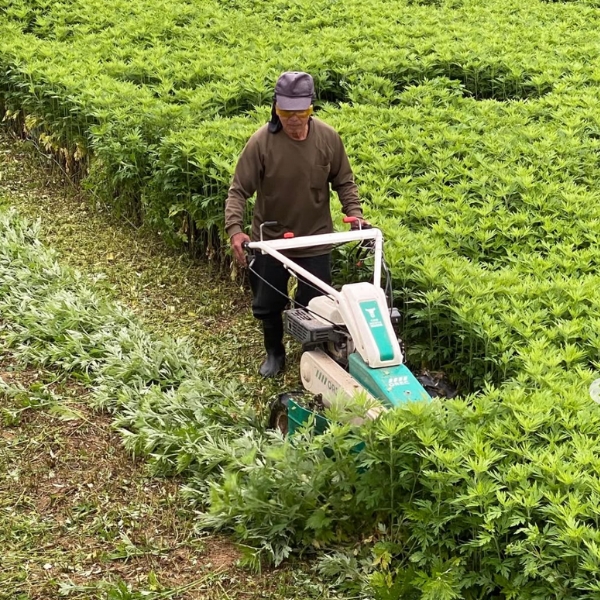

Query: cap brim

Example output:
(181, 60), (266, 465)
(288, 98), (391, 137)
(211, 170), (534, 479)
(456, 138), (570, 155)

(276, 95), (312, 110)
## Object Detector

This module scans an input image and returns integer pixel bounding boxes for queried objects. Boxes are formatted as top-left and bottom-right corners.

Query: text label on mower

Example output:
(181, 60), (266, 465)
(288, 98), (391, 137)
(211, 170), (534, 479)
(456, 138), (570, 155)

(315, 369), (339, 394)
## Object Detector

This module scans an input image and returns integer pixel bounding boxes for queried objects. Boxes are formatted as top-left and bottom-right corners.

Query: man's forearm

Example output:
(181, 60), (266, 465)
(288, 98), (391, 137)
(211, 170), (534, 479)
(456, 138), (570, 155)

(224, 132), (262, 238)
(225, 185), (248, 237)
(337, 182), (363, 217)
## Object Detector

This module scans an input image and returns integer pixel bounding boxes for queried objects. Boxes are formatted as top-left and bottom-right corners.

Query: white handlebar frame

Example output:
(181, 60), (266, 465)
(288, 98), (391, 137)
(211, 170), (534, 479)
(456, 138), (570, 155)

(247, 229), (384, 301)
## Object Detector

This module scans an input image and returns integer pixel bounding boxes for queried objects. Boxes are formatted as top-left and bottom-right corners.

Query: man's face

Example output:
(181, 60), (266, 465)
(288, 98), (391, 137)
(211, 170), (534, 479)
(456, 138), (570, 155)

(276, 105), (313, 141)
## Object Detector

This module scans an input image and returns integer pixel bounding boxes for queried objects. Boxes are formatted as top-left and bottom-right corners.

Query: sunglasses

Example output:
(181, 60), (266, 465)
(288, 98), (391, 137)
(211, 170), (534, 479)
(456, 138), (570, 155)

(275, 105), (313, 119)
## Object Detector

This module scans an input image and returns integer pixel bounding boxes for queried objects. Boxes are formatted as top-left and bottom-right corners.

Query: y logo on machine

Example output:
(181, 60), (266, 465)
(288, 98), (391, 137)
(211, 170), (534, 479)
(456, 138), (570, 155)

(365, 307), (377, 320)
(359, 300), (394, 362)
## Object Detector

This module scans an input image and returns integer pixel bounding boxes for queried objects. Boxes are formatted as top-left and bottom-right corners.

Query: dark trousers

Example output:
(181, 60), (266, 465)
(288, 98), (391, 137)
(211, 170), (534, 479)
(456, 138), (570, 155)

(249, 253), (331, 320)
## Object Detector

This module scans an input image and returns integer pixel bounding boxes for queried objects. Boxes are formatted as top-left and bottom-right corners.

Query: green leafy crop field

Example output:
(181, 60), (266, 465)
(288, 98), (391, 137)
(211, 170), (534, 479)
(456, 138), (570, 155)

(3, 0), (600, 597)
(3, 0), (600, 388)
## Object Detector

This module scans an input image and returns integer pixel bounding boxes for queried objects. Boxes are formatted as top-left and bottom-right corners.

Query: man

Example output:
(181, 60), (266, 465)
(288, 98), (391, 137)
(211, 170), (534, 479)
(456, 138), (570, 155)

(225, 71), (367, 377)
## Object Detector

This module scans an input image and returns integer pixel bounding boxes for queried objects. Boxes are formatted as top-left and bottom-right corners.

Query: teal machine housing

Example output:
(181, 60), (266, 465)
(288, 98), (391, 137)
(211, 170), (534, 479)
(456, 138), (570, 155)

(351, 297), (431, 406)
(348, 353), (431, 407)
(286, 353), (430, 436)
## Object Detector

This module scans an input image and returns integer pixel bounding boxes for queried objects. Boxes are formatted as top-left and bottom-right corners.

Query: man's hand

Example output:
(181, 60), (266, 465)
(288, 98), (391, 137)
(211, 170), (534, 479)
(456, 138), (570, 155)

(230, 232), (251, 266)
(349, 217), (372, 230)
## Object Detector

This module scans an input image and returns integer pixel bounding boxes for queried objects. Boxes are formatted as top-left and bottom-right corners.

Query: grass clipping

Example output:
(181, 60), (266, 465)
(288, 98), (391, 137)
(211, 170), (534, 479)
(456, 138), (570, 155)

(2, 205), (600, 600)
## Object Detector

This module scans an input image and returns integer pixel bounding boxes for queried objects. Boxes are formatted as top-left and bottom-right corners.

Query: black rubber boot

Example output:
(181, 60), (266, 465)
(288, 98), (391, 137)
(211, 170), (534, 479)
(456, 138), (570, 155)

(259, 317), (286, 377)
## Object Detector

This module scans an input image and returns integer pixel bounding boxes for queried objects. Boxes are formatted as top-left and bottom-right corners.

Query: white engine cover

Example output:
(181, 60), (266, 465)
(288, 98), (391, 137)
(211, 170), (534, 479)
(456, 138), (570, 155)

(307, 294), (344, 325)
(338, 282), (402, 368)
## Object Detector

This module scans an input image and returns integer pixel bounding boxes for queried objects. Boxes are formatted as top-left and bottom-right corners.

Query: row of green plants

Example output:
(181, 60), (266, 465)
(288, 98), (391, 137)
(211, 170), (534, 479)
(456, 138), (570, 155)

(149, 78), (600, 388)
(4, 0), (592, 101)
(1, 0), (598, 204)
(2, 205), (600, 600)
(3, 0), (600, 390)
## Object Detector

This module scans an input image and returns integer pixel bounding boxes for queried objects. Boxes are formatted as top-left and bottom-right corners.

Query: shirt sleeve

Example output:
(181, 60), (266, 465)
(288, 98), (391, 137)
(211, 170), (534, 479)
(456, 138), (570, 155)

(330, 133), (362, 218)
(225, 133), (264, 238)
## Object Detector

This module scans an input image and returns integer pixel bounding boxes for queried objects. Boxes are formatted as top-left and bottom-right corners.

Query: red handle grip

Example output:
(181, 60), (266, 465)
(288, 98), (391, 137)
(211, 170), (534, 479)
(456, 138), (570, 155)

(343, 216), (358, 223)
(283, 232), (295, 239)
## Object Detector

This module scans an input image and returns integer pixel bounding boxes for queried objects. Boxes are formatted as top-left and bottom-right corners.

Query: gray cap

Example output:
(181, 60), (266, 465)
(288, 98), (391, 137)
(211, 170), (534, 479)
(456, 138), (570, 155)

(275, 71), (314, 110)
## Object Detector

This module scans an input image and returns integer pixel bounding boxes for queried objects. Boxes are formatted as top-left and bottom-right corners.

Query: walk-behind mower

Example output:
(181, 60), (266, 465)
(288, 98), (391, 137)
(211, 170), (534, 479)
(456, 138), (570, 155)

(247, 218), (434, 435)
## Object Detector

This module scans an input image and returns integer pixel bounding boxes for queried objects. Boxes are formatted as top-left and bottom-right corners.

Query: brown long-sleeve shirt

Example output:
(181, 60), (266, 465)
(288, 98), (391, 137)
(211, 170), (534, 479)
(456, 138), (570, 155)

(225, 117), (362, 257)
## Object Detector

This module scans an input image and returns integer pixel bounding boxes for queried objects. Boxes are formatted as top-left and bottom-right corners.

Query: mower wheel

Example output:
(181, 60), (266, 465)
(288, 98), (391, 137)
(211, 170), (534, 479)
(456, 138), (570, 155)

(417, 371), (458, 399)
(268, 391), (303, 435)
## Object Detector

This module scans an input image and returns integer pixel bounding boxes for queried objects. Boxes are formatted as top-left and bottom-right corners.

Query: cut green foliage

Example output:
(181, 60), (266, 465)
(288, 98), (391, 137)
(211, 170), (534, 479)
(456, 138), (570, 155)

(0, 201), (343, 599)
(58, 571), (227, 599)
